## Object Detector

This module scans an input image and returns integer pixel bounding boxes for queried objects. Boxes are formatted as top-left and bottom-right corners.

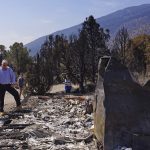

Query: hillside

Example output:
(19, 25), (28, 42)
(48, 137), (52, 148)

(25, 4), (150, 56)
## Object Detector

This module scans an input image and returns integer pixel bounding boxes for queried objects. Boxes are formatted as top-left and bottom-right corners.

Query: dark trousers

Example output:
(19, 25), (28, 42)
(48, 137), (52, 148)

(0, 84), (21, 112)
(65, 85), (72, 93)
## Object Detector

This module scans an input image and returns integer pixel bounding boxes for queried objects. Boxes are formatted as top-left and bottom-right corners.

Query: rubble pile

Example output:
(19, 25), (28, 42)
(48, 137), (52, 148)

(0, 94), (97, 150)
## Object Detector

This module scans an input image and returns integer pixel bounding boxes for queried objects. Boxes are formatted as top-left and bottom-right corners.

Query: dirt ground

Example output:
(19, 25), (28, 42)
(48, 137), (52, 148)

(4, 84), (75, 112)
(4, 91), (23, 112)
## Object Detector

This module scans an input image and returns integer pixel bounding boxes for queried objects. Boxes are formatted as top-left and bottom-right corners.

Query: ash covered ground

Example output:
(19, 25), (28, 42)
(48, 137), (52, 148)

(0, 93), (98, 150)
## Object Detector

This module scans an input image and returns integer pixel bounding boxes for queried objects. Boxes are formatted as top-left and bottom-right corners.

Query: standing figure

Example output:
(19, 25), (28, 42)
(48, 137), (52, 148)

(64, 77), (72, 93)
(0, 60), (22, 116)
(18, 73), (25, 99)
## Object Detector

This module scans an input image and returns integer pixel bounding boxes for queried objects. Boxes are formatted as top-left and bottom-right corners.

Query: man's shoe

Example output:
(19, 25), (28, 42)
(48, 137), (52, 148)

(0, 112), (5, 116)
(16, 105), (22, 111)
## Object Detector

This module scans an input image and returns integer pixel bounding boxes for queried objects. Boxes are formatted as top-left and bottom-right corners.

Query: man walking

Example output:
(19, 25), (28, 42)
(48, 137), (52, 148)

(0, 60), (22, 116)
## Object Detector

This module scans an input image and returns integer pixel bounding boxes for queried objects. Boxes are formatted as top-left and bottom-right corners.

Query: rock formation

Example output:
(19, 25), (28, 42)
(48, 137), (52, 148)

(94, 56), (150, 150)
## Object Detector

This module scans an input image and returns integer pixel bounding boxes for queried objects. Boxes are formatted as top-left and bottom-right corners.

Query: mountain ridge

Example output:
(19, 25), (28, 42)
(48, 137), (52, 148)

(25, 4), (150, 56)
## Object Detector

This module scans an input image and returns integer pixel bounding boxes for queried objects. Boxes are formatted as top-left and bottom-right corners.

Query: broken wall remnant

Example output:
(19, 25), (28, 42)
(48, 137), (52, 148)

(94, 56), (110, 144)
(94, 56), (150, 150)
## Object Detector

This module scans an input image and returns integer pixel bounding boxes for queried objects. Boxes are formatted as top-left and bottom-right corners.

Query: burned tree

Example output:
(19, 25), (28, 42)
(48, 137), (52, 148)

(112, 27), (131, 65)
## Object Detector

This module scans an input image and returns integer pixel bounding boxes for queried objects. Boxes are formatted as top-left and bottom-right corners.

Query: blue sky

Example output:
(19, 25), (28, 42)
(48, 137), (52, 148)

(0, 0), (149, 49)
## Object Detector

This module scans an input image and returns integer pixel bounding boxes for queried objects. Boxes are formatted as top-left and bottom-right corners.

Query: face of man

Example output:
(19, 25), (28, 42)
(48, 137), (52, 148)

(2, 62), (8, 70)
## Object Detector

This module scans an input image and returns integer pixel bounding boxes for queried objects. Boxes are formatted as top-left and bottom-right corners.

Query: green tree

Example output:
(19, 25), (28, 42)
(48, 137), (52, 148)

(0, 45), (6, 63)
(9, 42), (32, 74)
(60, 15), (110, 91)
(81, 15), (110, 83)
(67, 32), (88, 92)
(57, 16), (110, 92)
(53, 34), (68, 81)
(26, 16), (110, 94)
(59, 34), (78, 83)
(26, 52), (53, 95)
(27, 36), (55, 95)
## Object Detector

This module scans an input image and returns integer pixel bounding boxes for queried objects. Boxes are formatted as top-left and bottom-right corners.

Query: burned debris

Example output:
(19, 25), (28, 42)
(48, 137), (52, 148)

(0, 94), (97, 150)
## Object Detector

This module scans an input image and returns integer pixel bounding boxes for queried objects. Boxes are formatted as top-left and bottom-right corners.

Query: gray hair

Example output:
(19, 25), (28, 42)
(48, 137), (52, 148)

(2, 59), (8, 65)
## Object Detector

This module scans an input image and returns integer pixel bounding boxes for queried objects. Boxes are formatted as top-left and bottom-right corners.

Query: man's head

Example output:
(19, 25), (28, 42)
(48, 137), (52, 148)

(1, 59), (8, 69)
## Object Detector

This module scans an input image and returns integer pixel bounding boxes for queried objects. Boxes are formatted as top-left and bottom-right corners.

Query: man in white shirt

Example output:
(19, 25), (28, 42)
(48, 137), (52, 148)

(0, 60), (21, 116)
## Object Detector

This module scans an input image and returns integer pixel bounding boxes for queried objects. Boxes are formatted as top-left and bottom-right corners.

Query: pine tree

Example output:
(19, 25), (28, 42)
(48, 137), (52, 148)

(81, 15), (110, 83)
(9, 42), (32, 74)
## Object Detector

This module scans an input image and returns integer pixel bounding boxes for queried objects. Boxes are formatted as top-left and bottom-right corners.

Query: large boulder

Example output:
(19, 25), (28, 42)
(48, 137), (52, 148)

(94, 56), (150, 150)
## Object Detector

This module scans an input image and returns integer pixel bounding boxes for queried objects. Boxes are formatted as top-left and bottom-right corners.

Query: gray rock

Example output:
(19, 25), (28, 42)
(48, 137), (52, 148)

(95, 56), (150, 149)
